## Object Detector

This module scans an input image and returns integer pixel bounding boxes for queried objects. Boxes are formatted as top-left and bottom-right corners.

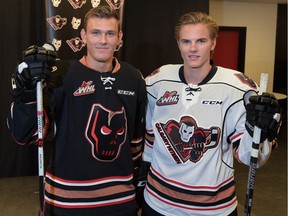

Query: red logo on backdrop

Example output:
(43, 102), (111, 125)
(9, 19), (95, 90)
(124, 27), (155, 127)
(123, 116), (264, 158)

(66, 37), (86, 52)
(68, 0), (87, 9)
(106, 0), (124, 9)
(46, 15), (67, 30)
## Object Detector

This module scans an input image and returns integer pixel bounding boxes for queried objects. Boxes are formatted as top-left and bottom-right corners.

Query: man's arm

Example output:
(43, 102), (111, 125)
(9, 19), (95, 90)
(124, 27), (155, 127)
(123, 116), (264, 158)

(7, 44), (56, 145)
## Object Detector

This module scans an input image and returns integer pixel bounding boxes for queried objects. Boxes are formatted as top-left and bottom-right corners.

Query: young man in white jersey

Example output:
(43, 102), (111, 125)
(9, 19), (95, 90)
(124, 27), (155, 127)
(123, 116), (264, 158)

(136, 12), (281, 216)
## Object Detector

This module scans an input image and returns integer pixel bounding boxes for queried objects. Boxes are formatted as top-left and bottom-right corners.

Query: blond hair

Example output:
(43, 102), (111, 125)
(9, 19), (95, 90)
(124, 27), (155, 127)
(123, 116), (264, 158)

(175, 12), (219, 41)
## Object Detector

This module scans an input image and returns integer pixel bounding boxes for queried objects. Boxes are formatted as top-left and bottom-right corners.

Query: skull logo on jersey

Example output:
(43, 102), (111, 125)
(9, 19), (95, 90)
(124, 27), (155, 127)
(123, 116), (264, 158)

(85, 104), (127, 161)
(157, 116), (220, 163)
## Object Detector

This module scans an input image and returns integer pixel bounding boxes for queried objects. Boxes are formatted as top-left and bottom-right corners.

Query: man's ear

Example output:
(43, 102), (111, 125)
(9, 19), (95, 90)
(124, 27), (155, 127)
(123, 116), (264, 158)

(118, 30), (123, 42)
(211, 38), (217, 51)
(80, 28), (87, 43)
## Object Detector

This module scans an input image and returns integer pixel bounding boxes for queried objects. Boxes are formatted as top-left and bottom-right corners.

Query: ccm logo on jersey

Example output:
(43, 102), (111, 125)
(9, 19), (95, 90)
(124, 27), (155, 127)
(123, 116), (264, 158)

(201, 100), (223, 105)
(117, 89), (135, 96)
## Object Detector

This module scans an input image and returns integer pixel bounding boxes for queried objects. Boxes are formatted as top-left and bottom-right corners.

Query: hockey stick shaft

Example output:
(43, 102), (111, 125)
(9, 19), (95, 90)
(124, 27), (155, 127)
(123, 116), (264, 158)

(36, 81), (45, 213)
(244, 73), (268, 216)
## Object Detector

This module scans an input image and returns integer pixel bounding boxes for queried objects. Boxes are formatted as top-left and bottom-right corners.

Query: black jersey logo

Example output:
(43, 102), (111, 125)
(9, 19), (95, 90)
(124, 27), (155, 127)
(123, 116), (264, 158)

(156, 116), (220, 163)
(85, 104), (127, 161)
(73, 81), (95, 96)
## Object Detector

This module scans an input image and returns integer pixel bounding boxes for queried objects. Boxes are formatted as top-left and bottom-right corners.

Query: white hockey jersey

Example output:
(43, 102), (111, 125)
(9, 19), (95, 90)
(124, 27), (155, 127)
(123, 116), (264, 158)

(143, 64), (272, 216)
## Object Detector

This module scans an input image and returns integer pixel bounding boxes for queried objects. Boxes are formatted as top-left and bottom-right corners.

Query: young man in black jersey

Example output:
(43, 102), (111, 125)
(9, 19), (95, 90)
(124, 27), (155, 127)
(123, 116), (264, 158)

(8, 6), (146, 216)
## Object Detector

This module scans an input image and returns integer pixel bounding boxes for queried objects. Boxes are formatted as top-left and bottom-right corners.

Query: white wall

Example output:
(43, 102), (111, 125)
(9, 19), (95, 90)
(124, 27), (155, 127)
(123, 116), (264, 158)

(210, 1), (278, 92)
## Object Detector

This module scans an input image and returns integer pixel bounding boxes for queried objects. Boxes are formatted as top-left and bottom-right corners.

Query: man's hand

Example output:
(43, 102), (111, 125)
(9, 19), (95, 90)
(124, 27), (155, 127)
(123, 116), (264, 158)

(134, 161), (150, 209)
(245, 92), (282, 142)
(13, 44), (57, 90)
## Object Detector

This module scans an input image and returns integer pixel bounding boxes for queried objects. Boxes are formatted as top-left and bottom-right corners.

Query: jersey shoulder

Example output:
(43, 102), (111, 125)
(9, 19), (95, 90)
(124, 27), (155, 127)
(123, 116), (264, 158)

(119, 61), (145, 80)
(145, 64), (182, 85)
(215, 67), (258, 91)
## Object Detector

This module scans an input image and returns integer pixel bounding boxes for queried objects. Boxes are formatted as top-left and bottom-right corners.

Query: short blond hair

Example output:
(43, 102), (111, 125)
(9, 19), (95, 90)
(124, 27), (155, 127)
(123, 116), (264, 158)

(175, 12), (219, 41)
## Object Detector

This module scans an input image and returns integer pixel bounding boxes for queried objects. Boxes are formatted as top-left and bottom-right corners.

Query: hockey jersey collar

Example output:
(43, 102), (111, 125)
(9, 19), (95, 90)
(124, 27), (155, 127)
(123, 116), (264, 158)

(178, 60), (218, 85)
(79, 56), (121, 74)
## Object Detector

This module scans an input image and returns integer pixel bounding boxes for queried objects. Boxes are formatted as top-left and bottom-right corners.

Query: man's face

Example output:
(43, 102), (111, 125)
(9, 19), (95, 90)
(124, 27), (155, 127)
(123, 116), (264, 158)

(81, 17), (122, 64)
(177, 23), (216, 70)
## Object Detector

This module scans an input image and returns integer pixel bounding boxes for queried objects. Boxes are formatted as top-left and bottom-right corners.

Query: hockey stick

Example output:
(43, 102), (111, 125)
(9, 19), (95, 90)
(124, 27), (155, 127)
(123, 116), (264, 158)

(36, 80), (45, 215)
(36, 43), (55, 215)
(244, 73), (268, 216)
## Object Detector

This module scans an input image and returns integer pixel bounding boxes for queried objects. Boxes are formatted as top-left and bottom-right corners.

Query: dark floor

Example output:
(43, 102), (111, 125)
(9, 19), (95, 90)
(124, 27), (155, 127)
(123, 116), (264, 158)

(0, 124), (286, 216)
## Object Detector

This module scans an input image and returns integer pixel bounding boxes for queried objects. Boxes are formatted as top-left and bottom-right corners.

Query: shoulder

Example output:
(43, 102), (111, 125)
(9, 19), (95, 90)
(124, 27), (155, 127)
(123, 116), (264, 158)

(215, 66), (258, 91)
(119, 61), (144, 80)
(119, 61), (137, 71)
(150, 64), (182, 76)
(49, 59), (81, 87)
(145, 64), (182, 84)
(54, 59), (80, 73)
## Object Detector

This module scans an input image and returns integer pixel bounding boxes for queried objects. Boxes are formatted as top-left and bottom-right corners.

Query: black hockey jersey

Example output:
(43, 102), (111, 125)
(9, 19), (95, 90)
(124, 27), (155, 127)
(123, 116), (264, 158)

(8, 58), (147, 216)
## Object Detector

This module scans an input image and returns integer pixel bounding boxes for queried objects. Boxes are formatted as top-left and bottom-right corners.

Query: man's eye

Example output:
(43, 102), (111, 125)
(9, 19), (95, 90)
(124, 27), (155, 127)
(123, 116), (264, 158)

(92, 31), (101, 35)
(182, 40), (190, 44)
(106, 32), (116, 37)
(197, 39), (206, 44)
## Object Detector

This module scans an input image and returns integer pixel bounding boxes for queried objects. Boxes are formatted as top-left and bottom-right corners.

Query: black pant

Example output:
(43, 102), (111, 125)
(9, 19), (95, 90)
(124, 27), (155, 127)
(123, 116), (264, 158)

(44, 203), (138, 216)
(141, 199), (238, 216)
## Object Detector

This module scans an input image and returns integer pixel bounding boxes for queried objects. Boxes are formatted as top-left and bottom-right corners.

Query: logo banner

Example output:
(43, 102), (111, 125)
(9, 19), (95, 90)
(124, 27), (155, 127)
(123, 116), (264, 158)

(45, 0), (125, 59)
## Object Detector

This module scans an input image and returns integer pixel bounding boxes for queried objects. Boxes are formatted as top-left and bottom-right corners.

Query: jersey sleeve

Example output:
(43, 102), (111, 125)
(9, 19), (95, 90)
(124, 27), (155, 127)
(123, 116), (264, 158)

(229, 90), (272, 168)
(7, 101), (38, 144)
(7, 80), (54, 145)
(142, 74), (158, 163)
(7, 98), (51, 145)
(130, 73), (147, 168)
(237, 130), (273, 167)
(7, 60), (67, 145)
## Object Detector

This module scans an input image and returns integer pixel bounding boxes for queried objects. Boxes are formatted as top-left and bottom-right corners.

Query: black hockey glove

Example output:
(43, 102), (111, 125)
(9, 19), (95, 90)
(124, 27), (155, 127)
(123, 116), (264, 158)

(12, 44), (57, 102)
(245, 92), (282, 142)
(134, 161), (150, 209)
